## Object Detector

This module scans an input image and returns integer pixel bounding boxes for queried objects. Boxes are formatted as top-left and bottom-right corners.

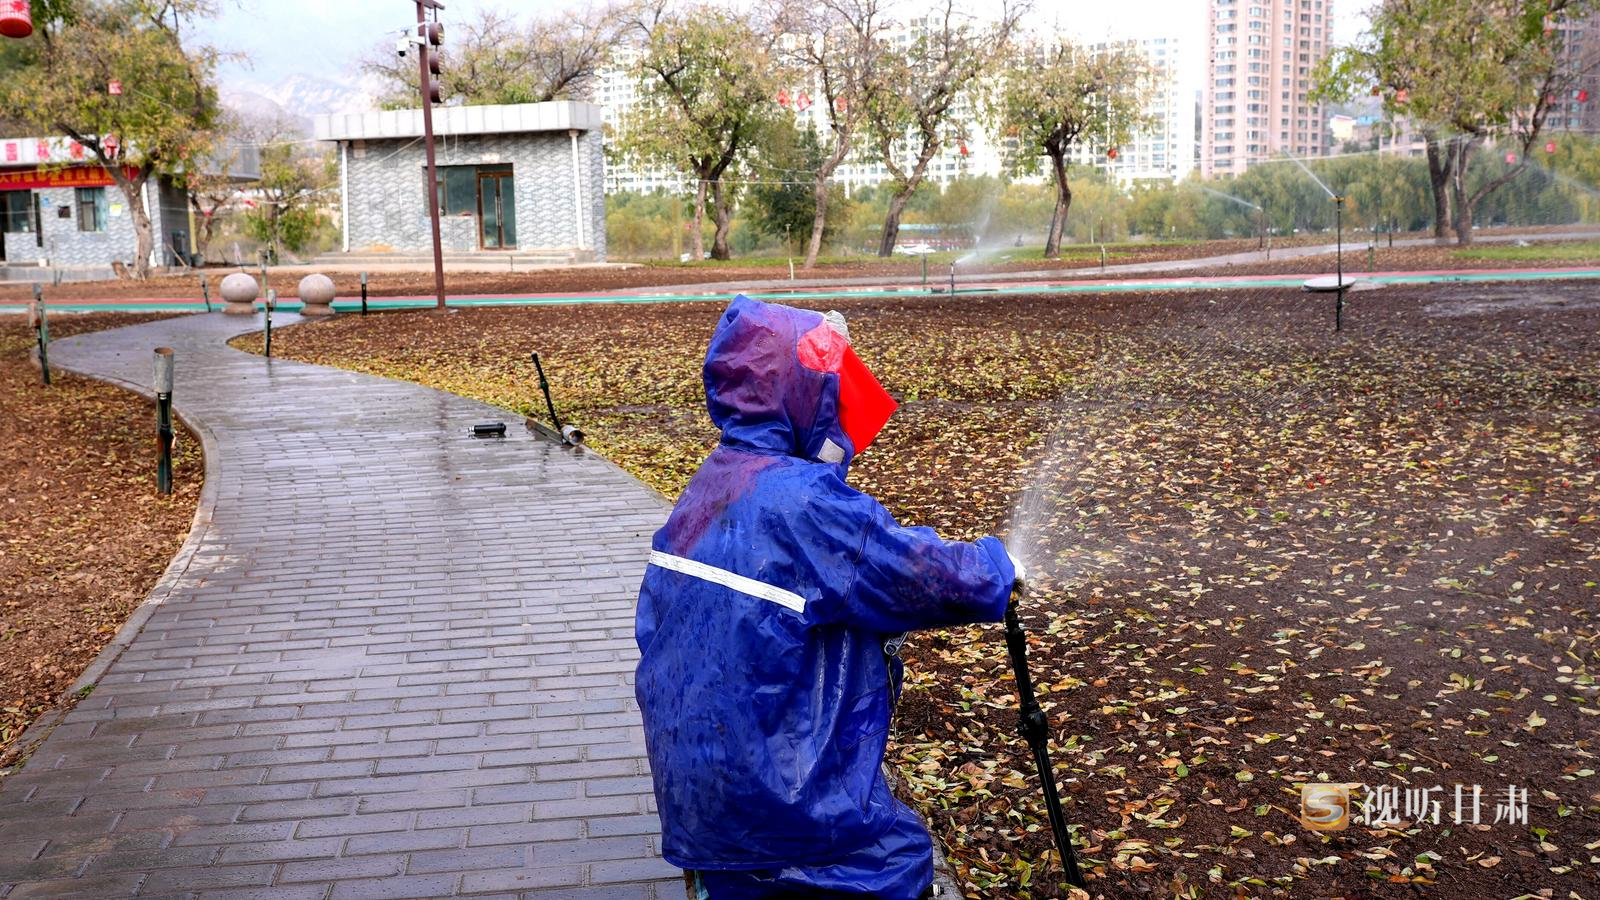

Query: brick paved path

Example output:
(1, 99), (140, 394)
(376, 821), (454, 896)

(0, 312), (680, 899)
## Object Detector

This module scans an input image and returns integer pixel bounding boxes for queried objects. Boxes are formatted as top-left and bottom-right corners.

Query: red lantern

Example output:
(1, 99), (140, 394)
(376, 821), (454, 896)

(104, 134), (119, 157)
(108, 79), (122, 95)
(1579, 89), (1591, 103)
(1505, 151), (1518, 164)
(1395, 88), (1409, 103)
(1107, 147), (1120, 160)
(0, 0), (32, 39)
(834, 96), (847, 112)
(958, 141), (969, 157)
(776, 89), (790, 108)
(1546, 140), (1557, 154)
(795, 92), (812, 112)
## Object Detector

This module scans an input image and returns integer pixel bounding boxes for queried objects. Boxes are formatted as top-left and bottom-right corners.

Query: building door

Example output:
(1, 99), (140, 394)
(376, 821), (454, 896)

(477, 171), (516, 250)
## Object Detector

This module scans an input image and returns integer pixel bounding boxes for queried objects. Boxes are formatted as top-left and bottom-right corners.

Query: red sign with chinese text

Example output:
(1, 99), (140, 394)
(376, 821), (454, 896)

(0, 165), (140, 191)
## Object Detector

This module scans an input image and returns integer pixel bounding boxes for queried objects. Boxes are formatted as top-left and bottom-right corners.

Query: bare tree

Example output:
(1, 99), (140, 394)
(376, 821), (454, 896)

(863, 0), (1024, 257)
(363, 5), (621, 108)
(780, 0), (890, 268)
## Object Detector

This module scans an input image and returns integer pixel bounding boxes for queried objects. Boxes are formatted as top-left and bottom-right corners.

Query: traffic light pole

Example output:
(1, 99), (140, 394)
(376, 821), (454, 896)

(416, 0), (447, 312)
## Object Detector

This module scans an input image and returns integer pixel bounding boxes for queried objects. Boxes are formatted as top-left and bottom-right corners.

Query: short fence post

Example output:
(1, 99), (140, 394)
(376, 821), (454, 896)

(200, 275), (212, 312)
(360, 271), (369, 316)
(154, 348), (175, 495)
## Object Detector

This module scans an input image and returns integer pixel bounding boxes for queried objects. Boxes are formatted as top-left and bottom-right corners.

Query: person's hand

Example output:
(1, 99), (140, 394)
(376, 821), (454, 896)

(1006, 550), (1026, 587)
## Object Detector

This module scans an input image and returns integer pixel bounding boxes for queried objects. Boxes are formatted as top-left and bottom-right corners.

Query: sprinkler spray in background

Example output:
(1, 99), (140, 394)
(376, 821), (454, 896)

(1002, 563), (1088, 891)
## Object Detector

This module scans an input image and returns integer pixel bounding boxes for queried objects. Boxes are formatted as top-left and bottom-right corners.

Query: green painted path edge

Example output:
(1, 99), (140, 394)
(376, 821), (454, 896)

(6, 267), (1599, 314)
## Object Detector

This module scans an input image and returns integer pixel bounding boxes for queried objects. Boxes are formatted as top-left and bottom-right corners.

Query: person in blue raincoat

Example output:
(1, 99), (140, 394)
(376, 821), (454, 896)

(635, 296), (1020, 899)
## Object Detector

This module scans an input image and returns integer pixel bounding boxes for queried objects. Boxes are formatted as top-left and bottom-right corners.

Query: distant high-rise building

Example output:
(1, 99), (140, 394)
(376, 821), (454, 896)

(1551, 11), (1600, 135)
(1202, 0), (1335, 178)
(1070, 35), (1200, 184)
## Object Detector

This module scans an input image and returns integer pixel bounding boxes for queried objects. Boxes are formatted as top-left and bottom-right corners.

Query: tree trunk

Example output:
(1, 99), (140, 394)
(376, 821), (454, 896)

(804, 176), (830, 269)
(710, 178), (732, 261)
(122, 180), (154, 280)
(878, 188), (912, 258)
(1449, 140), (1475, 245)
(690, 176), (708, 262)
(1425, 136), (1452, 242)
(1044, 150), (1072, 259)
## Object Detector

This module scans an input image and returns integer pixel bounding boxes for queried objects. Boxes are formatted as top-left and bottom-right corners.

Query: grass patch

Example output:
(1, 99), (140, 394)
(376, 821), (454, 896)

(1452, 239), (1600, 262)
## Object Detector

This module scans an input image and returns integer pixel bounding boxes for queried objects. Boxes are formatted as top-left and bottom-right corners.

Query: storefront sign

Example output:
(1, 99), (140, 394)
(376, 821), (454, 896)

(0, 165), (139, 191)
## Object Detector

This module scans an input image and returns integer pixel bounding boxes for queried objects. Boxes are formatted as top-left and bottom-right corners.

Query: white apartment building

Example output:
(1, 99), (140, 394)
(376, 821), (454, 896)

(1068, 35), (1200, 184)
(596, 18), (1007, 196)
(1203, 0), (1335, 178)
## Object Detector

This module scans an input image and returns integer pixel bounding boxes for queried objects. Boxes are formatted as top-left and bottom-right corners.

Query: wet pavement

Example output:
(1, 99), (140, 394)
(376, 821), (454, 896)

(0, 312), (679, 899)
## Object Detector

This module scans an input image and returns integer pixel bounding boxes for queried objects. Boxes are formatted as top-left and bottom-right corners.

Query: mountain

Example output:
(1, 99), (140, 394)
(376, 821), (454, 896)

(222, 73), (378, 132)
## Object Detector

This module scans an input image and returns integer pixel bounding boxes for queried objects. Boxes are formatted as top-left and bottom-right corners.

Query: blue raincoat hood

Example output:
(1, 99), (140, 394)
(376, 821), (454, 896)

(635, 296), (1015, 898)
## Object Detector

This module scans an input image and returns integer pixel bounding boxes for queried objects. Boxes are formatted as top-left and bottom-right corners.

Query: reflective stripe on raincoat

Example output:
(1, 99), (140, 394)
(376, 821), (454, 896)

(634, 295), (1015, 896)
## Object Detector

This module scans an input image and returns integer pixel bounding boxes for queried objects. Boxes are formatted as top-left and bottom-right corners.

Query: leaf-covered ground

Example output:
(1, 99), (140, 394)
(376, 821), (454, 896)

(257, 283), (1598, 898)
(0, 313), (202, 766)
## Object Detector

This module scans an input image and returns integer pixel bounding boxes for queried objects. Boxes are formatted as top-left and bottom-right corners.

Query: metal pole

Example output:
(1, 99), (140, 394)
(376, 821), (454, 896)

(154, 348), (175, 496)
(922, 253), (928, 289)
(32, 285), (50, 386)
(1335, 197), (1345, 333)
(948, 262), (956, 296)
(417, 0), (448, 312)
(531, 352), (562, 429)
(361, 271), (369, 316)
(264, 289), (274, 358)
(1004, 588), (1087, 890)
(200, 275), (212, 312)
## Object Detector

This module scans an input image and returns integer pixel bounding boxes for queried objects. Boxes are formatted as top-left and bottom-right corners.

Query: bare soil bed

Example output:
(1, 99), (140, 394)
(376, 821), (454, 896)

(0, 313), (202, 765)
(254, 282), (1598, 898)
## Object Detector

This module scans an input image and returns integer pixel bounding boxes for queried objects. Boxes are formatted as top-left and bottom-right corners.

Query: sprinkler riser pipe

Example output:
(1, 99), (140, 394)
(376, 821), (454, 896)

(1003, 584), (1088, 890)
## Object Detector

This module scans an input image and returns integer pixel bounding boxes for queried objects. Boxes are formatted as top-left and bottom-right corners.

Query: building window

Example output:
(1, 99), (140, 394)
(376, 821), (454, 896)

(0, 190), (34, 233)
(76, 187), (108, 232)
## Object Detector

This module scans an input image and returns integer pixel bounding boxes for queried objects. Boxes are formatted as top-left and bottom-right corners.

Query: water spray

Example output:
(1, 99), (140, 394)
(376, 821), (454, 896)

(1002, 571), (1088, 891)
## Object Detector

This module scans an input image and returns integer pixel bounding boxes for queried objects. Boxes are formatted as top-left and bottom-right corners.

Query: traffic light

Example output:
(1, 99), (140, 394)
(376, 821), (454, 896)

(422, 22), (444, 104)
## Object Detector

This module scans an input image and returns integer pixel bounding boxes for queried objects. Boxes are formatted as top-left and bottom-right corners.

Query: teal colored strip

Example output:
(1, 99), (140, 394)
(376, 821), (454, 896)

(5, 269), (1598, 315)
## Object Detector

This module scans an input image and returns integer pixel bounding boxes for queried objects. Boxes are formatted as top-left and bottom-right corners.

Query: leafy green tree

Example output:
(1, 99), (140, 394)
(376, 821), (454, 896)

(862, 0), (1020, 257)
(243, 139), (337, 262)
(1, 0), (221, 278)
(747, 123), (849, 252)
(618, 3), (784, 260)
(995, 40), (1148, 257)
(1319, 0), (1599, 243)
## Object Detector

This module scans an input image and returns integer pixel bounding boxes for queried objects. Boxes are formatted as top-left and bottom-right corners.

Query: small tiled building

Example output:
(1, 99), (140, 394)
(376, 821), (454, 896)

(0, 137), (205, 279)
(313, 101), (606, 262)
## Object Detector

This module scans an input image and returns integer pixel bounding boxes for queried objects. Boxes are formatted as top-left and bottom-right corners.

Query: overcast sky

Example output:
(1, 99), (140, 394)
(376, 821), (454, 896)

(200, 0), (1382, 92)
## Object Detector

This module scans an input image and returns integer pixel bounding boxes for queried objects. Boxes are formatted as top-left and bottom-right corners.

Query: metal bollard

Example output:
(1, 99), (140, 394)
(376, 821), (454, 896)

(360, 271), (369, 316)
(200, 275), (212, 312)
(154, 348), (175, 495)
(31, 284), (50, 386)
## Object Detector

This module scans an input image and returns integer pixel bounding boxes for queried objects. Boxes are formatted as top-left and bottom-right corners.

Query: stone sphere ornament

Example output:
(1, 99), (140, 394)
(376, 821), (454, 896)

(220, 272), (259, 316)
(297, 273), (337, 317)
